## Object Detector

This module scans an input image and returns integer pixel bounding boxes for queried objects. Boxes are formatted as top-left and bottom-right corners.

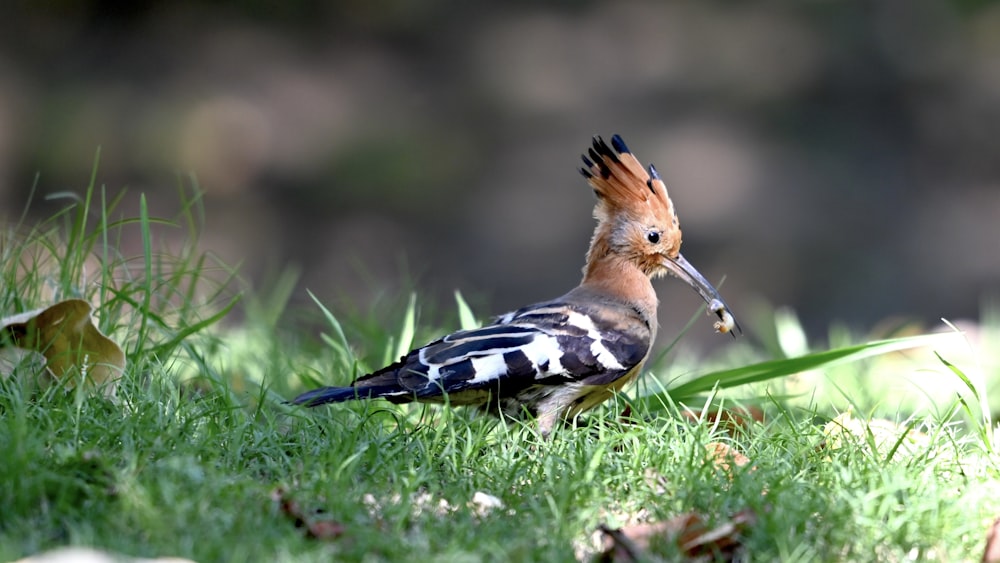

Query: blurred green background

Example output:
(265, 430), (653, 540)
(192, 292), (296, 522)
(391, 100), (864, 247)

(2, 1), (998, 351)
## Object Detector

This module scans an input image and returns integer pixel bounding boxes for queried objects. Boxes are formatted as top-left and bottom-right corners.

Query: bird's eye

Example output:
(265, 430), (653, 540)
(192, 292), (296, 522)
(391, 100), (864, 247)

(646, 231), (660, 244)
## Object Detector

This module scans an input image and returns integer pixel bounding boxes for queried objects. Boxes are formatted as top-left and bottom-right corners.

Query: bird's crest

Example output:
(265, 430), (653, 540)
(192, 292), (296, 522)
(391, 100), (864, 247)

(580, 135), (677, 225)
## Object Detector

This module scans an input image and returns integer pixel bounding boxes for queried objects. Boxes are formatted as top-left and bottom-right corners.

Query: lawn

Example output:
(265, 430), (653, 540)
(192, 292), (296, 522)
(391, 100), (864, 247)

(1, 179), (998, 562)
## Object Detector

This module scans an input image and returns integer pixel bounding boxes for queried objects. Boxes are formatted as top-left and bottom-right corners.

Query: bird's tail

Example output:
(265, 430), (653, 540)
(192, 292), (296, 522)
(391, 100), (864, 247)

(290, 380), (411, 407)
(290, 386), (361, 406)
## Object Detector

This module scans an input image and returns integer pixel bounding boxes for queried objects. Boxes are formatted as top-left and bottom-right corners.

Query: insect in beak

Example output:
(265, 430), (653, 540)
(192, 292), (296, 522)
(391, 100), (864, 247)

(663, 253), (741, 336)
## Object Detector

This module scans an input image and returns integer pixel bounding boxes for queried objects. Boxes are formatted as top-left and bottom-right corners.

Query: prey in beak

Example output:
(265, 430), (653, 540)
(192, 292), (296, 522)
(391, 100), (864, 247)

(664, 253), (741, 337)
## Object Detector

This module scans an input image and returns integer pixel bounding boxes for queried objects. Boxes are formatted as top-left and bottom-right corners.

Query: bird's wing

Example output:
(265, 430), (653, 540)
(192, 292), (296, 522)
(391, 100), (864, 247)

(356, 300), (652, 401)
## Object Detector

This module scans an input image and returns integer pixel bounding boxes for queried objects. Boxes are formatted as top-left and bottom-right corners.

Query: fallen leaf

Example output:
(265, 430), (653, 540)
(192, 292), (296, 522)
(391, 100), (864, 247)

(306, 520), (347, 540)
(705, 442), (752, 476)
(1, 300), (125, 396)
(597, 509), (755, 562)
(617, 404), (632, 422)
(272, 487), (345, 540)
(597, 521), (668, 562)
(983, 517), (1000, 563)
(679, 509), (756, 555)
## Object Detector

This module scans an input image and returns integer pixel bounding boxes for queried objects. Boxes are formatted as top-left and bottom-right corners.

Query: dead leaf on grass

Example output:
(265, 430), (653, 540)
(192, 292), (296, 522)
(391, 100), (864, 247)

(271, 487), (345, 540)
(1, 299), (125, 396)
(705, 442), (752, 476)
(597, 509), (756, 562)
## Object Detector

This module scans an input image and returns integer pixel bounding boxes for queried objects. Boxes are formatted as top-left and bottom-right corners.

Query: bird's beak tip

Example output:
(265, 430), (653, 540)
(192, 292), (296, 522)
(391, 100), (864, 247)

(666, 254), (741, 339)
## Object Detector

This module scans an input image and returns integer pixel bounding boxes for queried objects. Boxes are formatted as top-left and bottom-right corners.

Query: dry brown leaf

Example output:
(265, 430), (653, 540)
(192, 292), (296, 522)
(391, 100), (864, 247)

(306, 520), (347, 540)
(1, 299), (125, 396)
(983, 517), (1000, 563)
(705, 442), (752, 475)
(271, 487), (345, 540)
(618, 404), (633, 422)
(597, 509), (755, 562)
(679, 509), (756, 557)
(598, 519), (685, 562)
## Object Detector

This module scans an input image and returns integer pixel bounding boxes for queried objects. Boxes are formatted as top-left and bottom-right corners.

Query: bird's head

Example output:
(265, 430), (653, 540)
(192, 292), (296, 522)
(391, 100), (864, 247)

(581, 135), (740, 335)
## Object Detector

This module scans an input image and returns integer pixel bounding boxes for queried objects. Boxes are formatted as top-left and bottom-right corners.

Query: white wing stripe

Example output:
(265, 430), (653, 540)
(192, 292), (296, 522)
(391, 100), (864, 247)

(414, 308), (629, 387)
(590, 340), (625, 370)
(469, 354), (511, 385)
(519, 336), (565, 378)
(565, 311), (625, 370)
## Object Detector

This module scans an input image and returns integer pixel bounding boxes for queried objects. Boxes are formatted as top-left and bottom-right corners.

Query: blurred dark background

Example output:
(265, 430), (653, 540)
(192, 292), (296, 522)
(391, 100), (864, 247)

(2, 1), (999, 352)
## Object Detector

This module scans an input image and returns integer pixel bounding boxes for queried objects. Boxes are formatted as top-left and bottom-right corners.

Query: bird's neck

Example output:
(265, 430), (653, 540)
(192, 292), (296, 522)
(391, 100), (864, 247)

(579, 252), (659, 328)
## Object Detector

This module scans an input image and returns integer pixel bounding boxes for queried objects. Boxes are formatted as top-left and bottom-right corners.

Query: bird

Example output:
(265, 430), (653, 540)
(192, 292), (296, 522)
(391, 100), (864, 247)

(292, 134), (740, 436)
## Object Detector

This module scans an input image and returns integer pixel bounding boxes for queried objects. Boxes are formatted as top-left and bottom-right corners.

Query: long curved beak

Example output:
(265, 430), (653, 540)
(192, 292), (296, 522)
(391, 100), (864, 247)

(663, 253), (742, 337)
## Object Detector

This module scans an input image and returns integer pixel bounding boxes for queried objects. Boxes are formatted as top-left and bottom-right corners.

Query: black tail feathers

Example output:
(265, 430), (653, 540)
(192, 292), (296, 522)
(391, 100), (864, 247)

(290, 383), (412, 407)
(290, 386), (363, 407)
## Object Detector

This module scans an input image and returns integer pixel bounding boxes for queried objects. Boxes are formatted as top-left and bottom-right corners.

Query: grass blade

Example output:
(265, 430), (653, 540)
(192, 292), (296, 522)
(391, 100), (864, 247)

(935, 352), (981, 404)
(650, 332), (957, 406)
(132, 194), (153, 356)
(307, 289), (355, 365)
(148, 295), (241, 358)
(393, 293), (417, 363)
(454, 290), (480, 330)
(935, 351), (994, 453)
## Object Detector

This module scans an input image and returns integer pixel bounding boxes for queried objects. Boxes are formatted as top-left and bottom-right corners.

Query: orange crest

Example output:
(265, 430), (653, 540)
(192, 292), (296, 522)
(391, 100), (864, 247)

(581, 135), (677, 226)
(580, 135), (683, 269)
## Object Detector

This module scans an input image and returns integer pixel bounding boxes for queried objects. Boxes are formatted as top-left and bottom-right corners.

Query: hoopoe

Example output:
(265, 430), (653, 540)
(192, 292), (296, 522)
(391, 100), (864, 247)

(292, 135), (740, 435)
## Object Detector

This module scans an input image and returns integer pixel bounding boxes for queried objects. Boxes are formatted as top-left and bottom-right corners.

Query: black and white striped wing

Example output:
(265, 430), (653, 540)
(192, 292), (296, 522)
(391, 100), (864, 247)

(358, 301), (652, 403)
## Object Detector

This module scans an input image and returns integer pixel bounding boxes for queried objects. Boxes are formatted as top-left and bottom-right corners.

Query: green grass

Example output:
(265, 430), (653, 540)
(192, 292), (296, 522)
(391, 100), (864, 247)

(1, 176), (998, 562)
